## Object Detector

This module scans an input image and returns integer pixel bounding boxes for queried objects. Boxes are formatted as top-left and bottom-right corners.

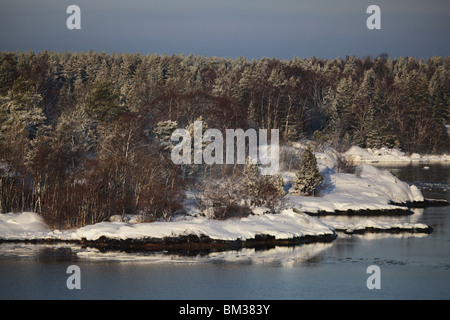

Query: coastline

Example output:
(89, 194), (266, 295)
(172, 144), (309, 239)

(0, 200), (441, 254)
(0, 146), (448, 254)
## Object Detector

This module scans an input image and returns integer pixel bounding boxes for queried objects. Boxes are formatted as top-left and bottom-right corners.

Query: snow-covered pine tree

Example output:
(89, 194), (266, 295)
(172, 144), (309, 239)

(54, 106), (96, 165)
(328, 76), (356, 150)
(269, 173), (286, 198)
(343, 54), (356, 76)
(0, 77), (46, 139)
(243, 156), (260, 202)
(353, 69), (379, 148)
(186, 115), (210, 167)
(84, 80), (123, 123)
(186, 115), (209, 149)
(281, 76), (302, 141)
(428, 66), (450, 151)
(292, 147), (323, 196)
(247, 100), (258, 127)
(359, 70), (399, 150)
(155, 119), (178, 152)
(430, 65), (449, 124)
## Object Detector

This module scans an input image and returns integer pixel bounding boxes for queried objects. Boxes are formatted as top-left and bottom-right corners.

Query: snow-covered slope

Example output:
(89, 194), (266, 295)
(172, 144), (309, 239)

(282, 147), (424, 214)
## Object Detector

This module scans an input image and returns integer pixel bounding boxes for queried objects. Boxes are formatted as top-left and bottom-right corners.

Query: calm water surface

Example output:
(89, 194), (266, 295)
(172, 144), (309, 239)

(0, 164), (449, 300)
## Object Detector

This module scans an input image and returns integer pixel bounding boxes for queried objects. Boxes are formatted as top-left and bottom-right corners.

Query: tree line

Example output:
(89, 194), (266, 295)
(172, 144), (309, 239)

(0, 50), (448, 228)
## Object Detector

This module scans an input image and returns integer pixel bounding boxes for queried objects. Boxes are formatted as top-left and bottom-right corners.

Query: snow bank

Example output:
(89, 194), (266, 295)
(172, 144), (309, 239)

(0, 212), (50, 240)
(0, 209), (431, 244)
(259, 143), (426, 211)
(355, 164), (424, 203)
(344, 146), (450, 164)
(72, 208), (334, 241)
(0, 209), (335, 242)
(283, 163), (424, 214)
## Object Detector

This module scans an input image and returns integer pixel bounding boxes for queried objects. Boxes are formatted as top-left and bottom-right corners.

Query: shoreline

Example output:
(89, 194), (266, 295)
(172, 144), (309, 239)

(0, 226), (434, 255)
(0, 233), (339, 255)
(0, 156), (447, 255)
(0, 221), (434, 254)
(299, 197), (448, 217)
(0, 200), (442, 254)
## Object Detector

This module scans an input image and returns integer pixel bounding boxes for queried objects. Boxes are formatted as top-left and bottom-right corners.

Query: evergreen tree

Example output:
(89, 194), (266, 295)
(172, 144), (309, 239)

(155, 119), (178, 152)
(53, 106), (96, 167)
(0, 77), (46, 139)
(247, 100), (258, 127)
(186, 115), (209, 149)
(343, 54), (356, 75)
(327, 76), (356, 150)
(292, 148), (323, 196)
(429, 65), (449, 123)
(84, 80), (123, 123)
(428, 66), (450, 151)
(400, 70), (437, 152)
(283, 76), (301, 140)
(353, 69), (381, 148)
(243, 156), (260, 203)
(0, 52), (18, 96)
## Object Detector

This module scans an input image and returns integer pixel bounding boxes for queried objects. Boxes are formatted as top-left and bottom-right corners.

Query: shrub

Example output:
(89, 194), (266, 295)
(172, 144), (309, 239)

(201, 177), (251, 220)
(243, 157), (285, 210)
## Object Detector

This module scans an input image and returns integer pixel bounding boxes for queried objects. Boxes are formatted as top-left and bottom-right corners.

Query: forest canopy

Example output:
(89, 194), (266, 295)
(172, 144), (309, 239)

(0, 50), (449, 228)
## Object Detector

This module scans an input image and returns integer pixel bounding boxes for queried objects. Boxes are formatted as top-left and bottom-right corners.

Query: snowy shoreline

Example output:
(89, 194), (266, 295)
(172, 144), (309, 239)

(0, 205), (435, 253)
(0, 145), (447, 252)
(344, 146), (450, 165)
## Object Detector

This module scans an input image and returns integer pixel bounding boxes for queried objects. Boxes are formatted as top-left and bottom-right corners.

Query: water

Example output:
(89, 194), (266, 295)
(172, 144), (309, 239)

(0, 164), (449, 300)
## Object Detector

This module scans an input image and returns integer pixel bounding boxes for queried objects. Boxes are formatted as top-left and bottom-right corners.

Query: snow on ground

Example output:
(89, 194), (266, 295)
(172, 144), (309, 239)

(282, 147), (424, 214)
(0, 212), (50, 240)
(344, 146), (450, 165)
(0, 144), (437, 243)
(0, 209), (334, 241)
(0, 207), (430, 243)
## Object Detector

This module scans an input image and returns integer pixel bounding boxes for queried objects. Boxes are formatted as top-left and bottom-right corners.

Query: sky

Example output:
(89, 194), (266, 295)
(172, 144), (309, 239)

(0, 0), (449, 60)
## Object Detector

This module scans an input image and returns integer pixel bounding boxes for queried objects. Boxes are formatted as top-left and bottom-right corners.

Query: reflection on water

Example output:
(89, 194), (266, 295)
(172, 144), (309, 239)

(0, 243), (77, 262)
(0, 242), (335, 268)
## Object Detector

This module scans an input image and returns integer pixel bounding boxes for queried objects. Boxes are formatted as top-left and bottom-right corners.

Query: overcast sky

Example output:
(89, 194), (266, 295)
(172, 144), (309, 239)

(0, 0), (449, 59)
